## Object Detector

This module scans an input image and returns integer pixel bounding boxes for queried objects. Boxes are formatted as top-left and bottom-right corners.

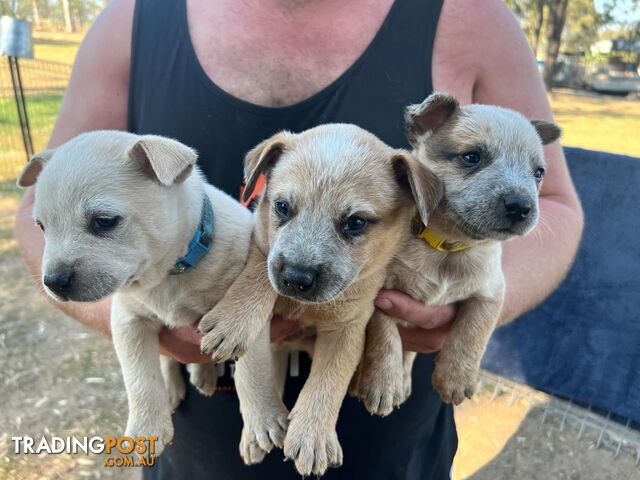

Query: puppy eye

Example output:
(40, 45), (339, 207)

(461, 151), (482, 167)
(35, 220), (44, 232)
(91, 215), (121, 233)
(534, 167), (545, 180)
(274, 200), (291, 220)
(343, 215), (368, 237)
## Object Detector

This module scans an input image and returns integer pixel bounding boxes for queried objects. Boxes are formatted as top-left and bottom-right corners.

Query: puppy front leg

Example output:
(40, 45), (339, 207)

(353, 310), (406, 416)
(284, 321), (367, 476)
(200, 242), (277, 363)
(432, 294), (503, 405)
(235, 323), (289, 465)
(111, 298), (173, 455)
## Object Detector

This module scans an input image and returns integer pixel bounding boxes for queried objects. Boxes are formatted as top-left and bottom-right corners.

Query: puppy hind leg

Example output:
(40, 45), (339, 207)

(272, 348), (289, 401)
(187, 362), (218, 397)
(235, 324), (289, 465)
(160, 355), (187, 412)
(402, 350), (417, 401)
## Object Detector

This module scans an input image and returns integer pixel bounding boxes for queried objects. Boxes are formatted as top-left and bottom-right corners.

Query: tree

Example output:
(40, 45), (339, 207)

(532, 0), (546, 57)
(543, 0), (570, 90)
(60, 0), (74, 33)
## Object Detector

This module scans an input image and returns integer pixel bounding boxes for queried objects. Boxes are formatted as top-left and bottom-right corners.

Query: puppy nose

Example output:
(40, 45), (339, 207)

(43, 268), (75, 296)
(502, 193), (531, 223)
(281, 264), (318, 293)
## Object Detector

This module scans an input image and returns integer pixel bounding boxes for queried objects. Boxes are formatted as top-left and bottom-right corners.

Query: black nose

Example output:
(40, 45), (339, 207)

(281, 264), (318, 294)
(502, 193), (531, 223)
(43, 268), (75, 296)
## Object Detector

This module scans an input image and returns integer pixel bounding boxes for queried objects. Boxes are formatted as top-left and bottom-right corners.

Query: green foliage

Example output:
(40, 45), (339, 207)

(505, 0), (617, 55)
(0, 0), (107, 29)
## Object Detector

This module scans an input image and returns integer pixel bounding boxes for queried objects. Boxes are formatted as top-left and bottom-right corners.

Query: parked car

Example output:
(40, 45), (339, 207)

(584, 67), (640, 94)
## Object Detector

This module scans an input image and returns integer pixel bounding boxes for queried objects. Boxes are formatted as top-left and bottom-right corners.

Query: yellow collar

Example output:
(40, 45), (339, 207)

(419, 228), (473, 253)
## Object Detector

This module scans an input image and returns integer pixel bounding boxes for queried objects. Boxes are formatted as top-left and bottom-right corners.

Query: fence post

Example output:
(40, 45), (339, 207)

(1, 16), (34, 161)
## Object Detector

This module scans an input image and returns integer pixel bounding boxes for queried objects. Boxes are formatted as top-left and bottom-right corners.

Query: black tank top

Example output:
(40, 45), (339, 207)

(129, 1), (457, 478)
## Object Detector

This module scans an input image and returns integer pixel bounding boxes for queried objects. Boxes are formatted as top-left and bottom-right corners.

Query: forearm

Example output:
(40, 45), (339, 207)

(15, 189), (112, 336)
(499, 194), (583, 325)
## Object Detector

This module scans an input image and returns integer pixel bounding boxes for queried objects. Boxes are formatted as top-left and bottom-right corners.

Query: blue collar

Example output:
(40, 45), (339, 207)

(170, 195), (214, 275)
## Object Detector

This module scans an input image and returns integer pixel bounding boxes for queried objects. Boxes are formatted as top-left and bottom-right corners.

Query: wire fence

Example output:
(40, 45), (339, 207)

(477, 371), (640, 467)
(0, 57), (70, 189)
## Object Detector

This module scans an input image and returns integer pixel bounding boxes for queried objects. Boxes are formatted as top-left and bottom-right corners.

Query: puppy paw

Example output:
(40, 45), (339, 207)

(432, 358), (478, 405)
(125, 413), (174, 457)
(239, 403), (289, 465)
(199, 310), (256, 363)
(359, 370), (406, 417)
(165, 373), (186, 412)
(283, 412), (343, 476)
(353, 353), (407, 416)
(187, 363), (218, 397)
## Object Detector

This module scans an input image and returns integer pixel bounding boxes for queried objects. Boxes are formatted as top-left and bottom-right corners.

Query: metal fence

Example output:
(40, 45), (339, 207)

(0, 57), (70, 188)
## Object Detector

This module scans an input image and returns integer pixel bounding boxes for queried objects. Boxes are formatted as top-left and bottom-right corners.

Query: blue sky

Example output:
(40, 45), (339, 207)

(594, 0), (640, 22)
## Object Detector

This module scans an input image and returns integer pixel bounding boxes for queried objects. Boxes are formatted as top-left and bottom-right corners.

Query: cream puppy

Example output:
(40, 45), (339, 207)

(352, 93), (561, 415)
(198, 124), (441, 476)
(18, 131), (253, 454)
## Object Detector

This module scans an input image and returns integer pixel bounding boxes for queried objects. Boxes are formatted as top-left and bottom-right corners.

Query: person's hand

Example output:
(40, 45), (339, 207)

(270, 315), (303, 342)
(375, 290), (458, 353)
(160, 316), (304, 364)
(159, 325), (211, 364)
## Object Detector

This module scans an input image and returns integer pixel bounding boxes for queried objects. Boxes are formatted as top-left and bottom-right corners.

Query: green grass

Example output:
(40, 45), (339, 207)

(33, 31), (82, 65)
(550, 91), (640, 157)
(0, 93), (64, 182)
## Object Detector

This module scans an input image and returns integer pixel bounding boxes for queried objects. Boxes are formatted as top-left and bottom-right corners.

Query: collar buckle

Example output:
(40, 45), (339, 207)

(170, 195), (214, 275)
(419, 227), (472, 253)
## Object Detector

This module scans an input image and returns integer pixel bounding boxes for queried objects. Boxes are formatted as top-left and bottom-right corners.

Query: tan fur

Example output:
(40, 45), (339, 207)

(354, 93), (560, 414)
(199, 124), (439, 476)
(20, 131), (254, 455)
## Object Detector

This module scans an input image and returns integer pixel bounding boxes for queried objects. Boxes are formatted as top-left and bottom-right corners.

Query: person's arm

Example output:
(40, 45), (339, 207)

(383, 0), (584, 351)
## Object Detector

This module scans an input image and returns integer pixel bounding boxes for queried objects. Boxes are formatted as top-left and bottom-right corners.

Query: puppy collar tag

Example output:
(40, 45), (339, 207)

(170, 195), (214, 274)
(419, 228), (472, 253)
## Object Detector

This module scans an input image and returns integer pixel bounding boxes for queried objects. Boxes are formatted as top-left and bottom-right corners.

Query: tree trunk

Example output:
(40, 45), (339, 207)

(543, 0), (570, 91)
(32, 0), (40, 28)
(61, 0), (74, 33)
(532, 0), (545, 58)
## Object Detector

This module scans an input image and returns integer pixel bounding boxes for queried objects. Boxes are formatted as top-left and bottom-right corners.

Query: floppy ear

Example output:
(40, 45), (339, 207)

(404, 92), (459, 145)
(17, 149), (55, 187)
(242, 131), (293, 204)
(392, 150), (443, 226)
(128, 135), (198, 186)
(531, 120), (561, 145)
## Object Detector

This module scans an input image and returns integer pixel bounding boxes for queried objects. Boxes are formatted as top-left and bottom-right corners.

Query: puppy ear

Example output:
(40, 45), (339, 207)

(17, 149), (55, 187)
(128, 135), (198, 186)
(404, 92), (459, 145)
(392, 150), (443, 226)
(242, 131), (293, 203)
(531, 120), (561, 145)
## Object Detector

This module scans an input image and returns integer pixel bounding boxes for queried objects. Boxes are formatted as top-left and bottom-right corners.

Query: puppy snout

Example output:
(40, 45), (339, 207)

(281, 264), (319, 294)
(43, 267), (75, 297)
(502, 193), (531, 223)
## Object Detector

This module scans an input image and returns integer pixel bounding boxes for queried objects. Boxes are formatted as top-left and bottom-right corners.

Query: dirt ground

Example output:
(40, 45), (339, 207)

(1, 189), (638, 480)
